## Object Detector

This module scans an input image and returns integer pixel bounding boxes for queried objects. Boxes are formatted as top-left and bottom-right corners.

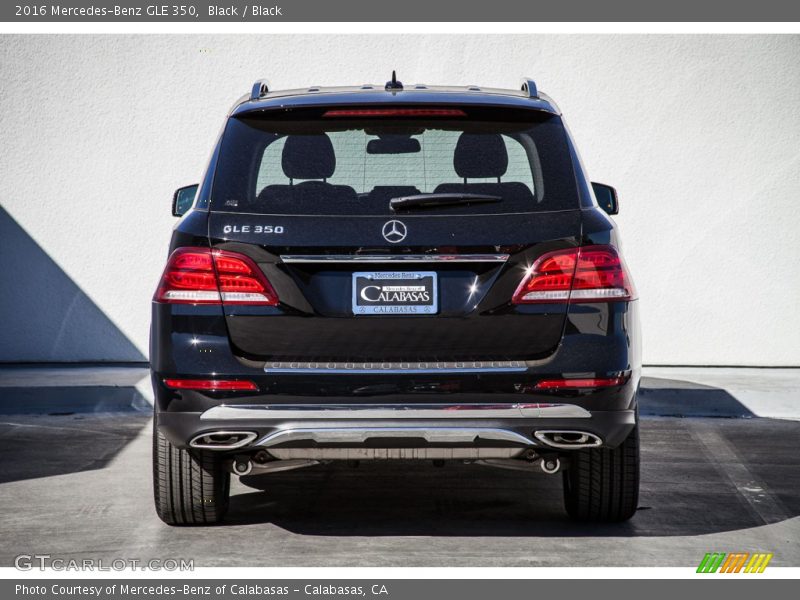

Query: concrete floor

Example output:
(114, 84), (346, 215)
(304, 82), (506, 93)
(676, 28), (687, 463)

(0, 366), (798, 567)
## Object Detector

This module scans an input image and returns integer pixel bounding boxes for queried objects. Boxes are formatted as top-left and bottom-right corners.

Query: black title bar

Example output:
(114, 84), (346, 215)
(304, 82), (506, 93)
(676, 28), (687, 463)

(4, 0), (800, 22)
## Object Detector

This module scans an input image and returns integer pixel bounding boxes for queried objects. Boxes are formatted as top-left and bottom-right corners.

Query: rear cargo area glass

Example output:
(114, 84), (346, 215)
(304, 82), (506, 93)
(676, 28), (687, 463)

(211, 110), (578, 215)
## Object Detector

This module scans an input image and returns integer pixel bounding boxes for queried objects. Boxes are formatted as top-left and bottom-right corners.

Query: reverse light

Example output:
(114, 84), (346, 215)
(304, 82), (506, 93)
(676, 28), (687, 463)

(512, 245), (636, 304)
(154, 247), (279, 305)
(322, 108), (467, 118)
(535, 377), (627, 389)
(163, 379), (259, 391)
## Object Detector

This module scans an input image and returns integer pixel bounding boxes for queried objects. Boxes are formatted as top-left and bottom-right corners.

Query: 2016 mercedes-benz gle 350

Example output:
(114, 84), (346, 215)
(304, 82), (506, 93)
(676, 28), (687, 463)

(151, 74), (641, 525)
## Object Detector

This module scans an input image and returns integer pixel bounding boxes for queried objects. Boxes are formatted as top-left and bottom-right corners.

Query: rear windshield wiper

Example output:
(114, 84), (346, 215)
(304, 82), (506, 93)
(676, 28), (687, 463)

(390, 193), (503, 212)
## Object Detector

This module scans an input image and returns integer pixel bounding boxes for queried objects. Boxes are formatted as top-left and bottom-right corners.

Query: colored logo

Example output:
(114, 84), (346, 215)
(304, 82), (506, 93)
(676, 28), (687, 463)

(697, 552), (773, 573)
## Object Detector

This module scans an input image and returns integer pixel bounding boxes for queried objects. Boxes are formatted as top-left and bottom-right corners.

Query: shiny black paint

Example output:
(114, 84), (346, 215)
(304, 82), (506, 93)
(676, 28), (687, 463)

(150, 294), (640, 429)
(167, 210), (212, 255)
(207, 210), (585, 360)
(150, 303), (640, 449)
(150, 88), (641, 451)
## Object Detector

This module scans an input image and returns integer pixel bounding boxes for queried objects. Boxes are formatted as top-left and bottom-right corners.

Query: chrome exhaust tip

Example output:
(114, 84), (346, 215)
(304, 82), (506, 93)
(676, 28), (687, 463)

(534, 430), (603, 449)
(189, 431), (258, 450)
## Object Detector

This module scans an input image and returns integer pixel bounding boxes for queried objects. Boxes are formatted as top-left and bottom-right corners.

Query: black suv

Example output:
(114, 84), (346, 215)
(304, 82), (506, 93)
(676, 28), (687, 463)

(151, 75), (641, 525)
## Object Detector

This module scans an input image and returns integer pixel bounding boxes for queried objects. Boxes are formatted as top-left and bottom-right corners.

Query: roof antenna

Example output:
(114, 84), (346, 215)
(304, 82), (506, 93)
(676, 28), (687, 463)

(385, 70), (403, 91)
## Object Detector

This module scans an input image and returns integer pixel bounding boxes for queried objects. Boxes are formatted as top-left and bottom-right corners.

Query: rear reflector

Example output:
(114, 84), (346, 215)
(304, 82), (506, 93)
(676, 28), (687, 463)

(535, 377), (627, 389)
(323, 108), (467, 118)
(163, 379), (258, 391)
(512, 245), (636, 304)
(154, 247), (279, 305)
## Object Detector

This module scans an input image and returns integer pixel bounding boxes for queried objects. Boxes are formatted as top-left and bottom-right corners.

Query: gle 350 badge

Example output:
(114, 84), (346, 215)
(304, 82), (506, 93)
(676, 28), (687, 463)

(221, 224), (284, 234)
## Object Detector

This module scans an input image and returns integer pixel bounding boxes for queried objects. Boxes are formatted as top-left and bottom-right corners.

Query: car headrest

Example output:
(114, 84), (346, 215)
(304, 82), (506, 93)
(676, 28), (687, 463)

(282, 135), (336, 180)
(453, 133), (508, 179)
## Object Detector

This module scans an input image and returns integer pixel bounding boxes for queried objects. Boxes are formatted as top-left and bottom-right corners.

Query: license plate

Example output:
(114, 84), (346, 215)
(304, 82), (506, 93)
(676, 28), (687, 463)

(352, 271), (438, 315)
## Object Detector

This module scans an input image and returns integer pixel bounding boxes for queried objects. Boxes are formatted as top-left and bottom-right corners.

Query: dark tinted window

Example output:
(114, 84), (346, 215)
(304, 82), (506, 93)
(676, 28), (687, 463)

(211, 108), (578, 215)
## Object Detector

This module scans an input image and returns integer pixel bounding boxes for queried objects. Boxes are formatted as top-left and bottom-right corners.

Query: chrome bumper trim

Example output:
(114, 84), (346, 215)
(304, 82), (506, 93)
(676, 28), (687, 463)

(200, 402), (592, 421)
(280, 254), (510, 264)
(267, 447), (526, 460)
(255, 427), (535, 447)
(263, 360), (527, 374)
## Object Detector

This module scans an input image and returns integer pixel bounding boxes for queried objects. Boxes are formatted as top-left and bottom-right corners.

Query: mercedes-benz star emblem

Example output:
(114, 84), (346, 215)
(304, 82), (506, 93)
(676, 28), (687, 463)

(381, 220), (407, 243)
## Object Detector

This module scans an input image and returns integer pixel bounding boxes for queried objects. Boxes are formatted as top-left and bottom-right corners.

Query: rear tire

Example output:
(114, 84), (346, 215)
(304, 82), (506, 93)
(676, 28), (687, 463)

(152, 421), (230, 525)
(562, 423), (640, 522)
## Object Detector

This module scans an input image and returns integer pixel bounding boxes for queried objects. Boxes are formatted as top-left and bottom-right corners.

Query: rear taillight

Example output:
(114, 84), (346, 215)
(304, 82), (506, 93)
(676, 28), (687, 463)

(163, 379), (258, 391)
(512, 245), (636, 304)
(154, 247), (278, 305)
(535, 377), (627, 389)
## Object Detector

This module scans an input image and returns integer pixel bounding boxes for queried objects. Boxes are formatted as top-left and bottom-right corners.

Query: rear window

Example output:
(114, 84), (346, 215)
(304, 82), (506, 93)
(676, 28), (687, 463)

(211, 107), (578, 215)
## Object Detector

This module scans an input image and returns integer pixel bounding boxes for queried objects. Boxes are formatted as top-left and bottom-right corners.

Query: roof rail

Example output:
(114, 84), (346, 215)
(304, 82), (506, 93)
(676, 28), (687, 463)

(520, 77), (538, 99)
(250, 79), (271, 100)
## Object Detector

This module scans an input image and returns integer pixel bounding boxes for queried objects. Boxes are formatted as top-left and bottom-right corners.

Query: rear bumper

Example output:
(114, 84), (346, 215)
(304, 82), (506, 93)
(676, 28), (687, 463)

(156, 399), (637, 455)
(151, 300), (641, 455)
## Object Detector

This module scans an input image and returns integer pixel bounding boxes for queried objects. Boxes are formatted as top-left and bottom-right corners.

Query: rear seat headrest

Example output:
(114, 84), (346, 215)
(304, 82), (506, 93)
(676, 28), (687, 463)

(282, 135), (336, 180)
(453, 133), (508, 179)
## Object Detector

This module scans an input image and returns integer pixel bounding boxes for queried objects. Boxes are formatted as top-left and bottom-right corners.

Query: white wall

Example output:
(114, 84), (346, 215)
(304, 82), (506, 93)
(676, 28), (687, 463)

(1, 34), (798, 365)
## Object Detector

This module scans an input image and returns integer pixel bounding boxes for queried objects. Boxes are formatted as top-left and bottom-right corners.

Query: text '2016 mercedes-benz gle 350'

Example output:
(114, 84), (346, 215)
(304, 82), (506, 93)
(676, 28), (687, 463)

(151, 74), (641, 525)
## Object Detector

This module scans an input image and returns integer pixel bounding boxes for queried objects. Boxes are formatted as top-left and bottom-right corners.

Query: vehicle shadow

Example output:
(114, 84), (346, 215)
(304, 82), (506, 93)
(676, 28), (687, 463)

(638, 375), (756, 418)
(0, 390), (150, 484)
(0, 205), (151, 484)
(227, 379), (798, 537)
